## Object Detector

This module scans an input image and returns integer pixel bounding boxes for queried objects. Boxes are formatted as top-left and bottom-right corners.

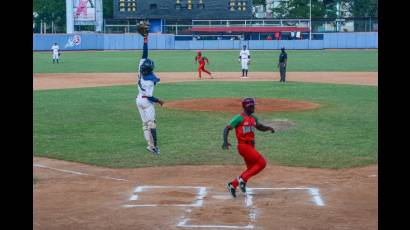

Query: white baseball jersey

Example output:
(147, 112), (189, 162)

(136, 80), (156, 123)
(239, 49), (250, 60)
(51, 45), (59, 59)
(136, 69), (160, 123)
(51, 45), (59, 54)
(240, 49), (250, 70)
(137, 77), (155, 99)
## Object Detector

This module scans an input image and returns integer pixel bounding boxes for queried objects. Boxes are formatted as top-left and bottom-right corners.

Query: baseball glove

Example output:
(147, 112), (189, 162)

(137, 20), (150, 37)
(247, 60), (251, 65)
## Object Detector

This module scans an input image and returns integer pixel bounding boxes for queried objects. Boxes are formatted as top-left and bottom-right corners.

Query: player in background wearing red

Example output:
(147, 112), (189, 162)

(194, 51), (213, 79)
(222, 98), (275, 198)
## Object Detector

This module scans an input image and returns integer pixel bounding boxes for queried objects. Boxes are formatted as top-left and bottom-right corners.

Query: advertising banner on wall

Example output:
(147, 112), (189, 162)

(65, 35), (82, 48)
(73, 0), (96, 22)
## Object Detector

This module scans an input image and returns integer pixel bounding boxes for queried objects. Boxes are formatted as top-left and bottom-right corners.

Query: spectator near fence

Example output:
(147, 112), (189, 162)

(274, 32), (281, 40)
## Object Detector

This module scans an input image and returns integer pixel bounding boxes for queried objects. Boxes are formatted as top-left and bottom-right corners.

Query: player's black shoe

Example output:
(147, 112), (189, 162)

(227, 182), (236, 198)
(146, 146), (160, 156)
(238, 177), (246, 193)
(154, 147), (160, 155)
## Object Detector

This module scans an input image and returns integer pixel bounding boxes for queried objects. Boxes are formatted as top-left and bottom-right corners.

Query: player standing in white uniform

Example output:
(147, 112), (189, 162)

(136, 32), (164, 155)
(239, 45), (251, 78)
(51, 43), (60, 64)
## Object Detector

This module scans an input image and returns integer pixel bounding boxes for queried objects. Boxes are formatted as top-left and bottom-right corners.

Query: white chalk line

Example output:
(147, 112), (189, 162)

(246, 187), (325, 207)
(308, 188), (325, 206)
(177, 188), (257, 229)
(33, 163), (130, 182)
(245, 188), (253, 208)
(123, 185), (326, 228)
(123, 204), (157, 208)
(126, 185), (208, 208)
(249, 187), (310, 190)
(136, 185), (206, 189)
(177, 223), (254, 229)
(124, 204), (202, 208)
(125, 185), (325, 228)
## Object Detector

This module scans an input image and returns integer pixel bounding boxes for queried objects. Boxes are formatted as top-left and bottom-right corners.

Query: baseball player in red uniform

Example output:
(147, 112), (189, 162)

(194, 51), (213, 79)
(222, 98), (275, 198)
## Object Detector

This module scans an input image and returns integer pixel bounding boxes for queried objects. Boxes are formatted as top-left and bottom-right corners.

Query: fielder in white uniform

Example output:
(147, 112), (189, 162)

(239, 45), (251, 77)
(136, 36), (164, 155)
(51, 43), (60, 64)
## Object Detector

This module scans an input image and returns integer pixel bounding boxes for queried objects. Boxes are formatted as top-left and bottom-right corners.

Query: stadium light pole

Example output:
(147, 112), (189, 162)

(66, 0), (74, 33)
(309, 0), (312, 40)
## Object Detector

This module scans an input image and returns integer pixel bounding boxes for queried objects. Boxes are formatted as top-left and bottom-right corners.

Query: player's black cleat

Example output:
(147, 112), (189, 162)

(227, 182), (236, 198)
(154, 147), (160, 155)
(238, 177), (246, 193)
(146, 146), (160, 155)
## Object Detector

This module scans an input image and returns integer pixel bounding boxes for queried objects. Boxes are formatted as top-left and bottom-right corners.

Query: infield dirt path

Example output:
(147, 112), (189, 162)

(33, 72), (378, 229)
(34, 157), (377, 230)
(33, 72), (378, 90)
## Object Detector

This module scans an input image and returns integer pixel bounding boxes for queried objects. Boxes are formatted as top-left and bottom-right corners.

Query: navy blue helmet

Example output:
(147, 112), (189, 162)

(140, 58), (155, 76)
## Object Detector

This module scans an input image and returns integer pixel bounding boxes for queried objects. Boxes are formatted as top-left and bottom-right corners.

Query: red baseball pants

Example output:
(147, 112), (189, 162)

(231, 143), (267, 188)
(198, 64), (211, 78)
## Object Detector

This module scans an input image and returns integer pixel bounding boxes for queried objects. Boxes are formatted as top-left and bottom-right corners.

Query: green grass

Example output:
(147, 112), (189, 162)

(33, 50), (378, 73)
(33, 81), (378, 169)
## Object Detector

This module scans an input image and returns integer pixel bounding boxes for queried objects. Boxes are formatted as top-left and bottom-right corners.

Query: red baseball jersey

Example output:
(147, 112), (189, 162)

(195, 55), (208, 65)
(227, 113), (259, 144)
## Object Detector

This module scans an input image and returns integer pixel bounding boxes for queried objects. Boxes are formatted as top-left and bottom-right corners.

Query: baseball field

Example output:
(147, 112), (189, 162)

(33, 49), (378, 229)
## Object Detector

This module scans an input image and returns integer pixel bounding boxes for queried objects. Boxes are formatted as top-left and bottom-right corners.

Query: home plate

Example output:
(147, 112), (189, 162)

(212, 195), (232, 200)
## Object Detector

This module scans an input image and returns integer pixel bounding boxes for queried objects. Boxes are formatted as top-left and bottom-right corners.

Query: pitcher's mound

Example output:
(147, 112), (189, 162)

(164, 98), (320, 112)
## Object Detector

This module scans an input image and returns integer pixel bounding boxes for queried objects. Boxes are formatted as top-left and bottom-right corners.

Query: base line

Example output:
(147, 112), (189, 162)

(33, 163), (130, 182)
(177, 222), (254, 229)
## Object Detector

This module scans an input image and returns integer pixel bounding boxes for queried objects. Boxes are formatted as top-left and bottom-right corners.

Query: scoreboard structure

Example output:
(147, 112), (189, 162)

(113, 0), (253, 20)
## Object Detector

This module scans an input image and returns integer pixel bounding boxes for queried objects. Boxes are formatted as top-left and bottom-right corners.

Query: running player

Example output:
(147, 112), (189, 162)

(194, 51), (212, 80)
(222, 98), (275, 197)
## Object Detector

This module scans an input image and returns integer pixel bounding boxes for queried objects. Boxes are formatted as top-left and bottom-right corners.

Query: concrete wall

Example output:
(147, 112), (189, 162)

(33, 32), (378, 51)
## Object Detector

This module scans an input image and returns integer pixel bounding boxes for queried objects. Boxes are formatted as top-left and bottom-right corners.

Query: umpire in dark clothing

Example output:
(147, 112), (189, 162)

(278, 46), (288, 82)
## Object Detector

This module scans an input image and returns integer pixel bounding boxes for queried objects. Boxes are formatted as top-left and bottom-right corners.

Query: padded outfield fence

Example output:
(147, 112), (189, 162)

(33, 32), (377, 51)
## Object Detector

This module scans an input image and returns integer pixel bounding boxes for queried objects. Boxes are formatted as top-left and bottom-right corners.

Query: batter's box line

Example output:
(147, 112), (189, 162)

(123, 185), (208, 208)
(245, 187), (325, 207)
(177, 187), (324, 229)
(177, 219), (254, 229)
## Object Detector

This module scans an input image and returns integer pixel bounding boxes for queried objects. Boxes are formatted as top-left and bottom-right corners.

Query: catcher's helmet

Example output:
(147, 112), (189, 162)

(140, 59), (155, 76)
(242, 97), (255, 108)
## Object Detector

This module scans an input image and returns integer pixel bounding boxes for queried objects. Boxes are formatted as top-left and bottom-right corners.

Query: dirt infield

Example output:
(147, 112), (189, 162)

(34, 157), (377, 230)
(164, 98), (320, 113)
(33, 72), (378, 229)
(33, 72), (378, 90)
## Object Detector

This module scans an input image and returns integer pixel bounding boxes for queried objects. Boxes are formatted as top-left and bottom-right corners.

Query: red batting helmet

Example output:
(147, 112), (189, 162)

(242, 97), (255, 108)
